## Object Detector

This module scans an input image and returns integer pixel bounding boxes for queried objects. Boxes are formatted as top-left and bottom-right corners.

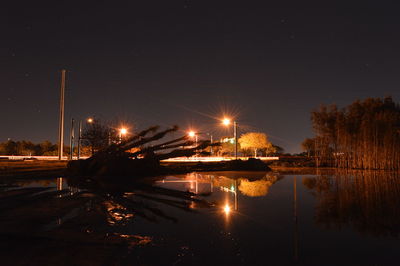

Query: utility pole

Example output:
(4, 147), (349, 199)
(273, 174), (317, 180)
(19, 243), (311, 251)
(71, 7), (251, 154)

(58, 69), (66, 160)
(69, 118), (75, 160)
(210, 134), (213, 155)
(77, 120), (82, 159)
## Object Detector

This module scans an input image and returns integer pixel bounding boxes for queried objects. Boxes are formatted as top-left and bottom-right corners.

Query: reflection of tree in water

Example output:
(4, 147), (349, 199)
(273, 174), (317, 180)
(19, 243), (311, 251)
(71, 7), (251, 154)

(238, 174), (278, 197)
(0, 176), (213, 265)
(208, 173), (281, 197)
(303, 170), (400, 237)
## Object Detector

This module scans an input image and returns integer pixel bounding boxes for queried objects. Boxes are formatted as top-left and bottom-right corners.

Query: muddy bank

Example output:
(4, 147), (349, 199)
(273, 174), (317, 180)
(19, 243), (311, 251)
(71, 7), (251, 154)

(0, 160), (67, 178)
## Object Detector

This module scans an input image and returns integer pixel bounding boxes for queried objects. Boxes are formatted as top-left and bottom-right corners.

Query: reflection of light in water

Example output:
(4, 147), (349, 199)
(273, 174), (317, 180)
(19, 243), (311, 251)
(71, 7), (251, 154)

(57, 177), (63, 198)
(238, 179), (273, 197)
(57, 177), (63, 191)
(104, 201), (134, 225)
(224, 204), (231, 215)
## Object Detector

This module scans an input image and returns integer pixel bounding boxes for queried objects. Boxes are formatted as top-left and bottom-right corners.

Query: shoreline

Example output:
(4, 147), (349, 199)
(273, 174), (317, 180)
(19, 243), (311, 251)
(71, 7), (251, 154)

(1, 160), (398, 180)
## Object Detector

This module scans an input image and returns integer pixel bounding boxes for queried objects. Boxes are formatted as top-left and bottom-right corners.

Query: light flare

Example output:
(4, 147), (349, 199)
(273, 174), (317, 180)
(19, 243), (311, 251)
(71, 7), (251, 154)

(222, 118), (231, 126)
(223, 204), (231, 215)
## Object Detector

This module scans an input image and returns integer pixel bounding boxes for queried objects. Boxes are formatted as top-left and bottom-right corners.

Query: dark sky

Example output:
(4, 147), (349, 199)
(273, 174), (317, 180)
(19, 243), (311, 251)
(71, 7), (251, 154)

(2, 0), (400, 153)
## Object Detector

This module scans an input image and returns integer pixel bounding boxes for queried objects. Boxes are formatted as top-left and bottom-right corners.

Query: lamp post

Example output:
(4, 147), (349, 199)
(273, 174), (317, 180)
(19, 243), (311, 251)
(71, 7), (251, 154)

(119, 127), (127, 143)
(77, 120), (82, 159)
(69, 118), (75, 160)
(188, 131), (198, 146)
(188, 131), (214, 156)
(208, 133), (213, 155)
(222, 118), (238, 160)
(58, 69), (66, 160)
(77, 117), (93, 160)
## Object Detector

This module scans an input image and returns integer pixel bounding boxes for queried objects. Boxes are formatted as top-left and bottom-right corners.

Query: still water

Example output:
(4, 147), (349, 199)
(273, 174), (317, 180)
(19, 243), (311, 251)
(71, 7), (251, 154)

(2, 170), (400, 265)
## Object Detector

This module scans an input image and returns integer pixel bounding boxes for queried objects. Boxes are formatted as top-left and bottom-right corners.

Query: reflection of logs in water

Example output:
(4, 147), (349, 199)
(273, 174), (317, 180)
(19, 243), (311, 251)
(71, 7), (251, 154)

(303, 170), (400, 237)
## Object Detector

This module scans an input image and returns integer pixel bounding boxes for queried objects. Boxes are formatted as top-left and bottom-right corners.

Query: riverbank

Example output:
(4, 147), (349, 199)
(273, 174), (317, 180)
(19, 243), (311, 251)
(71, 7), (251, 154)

(0, 158), (325, 180)
(0, 160), (67, 178)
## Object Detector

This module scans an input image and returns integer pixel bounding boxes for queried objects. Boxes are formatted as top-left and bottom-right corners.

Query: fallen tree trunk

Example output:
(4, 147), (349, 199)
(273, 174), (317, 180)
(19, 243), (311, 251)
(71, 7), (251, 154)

(67, 125), (270, 179)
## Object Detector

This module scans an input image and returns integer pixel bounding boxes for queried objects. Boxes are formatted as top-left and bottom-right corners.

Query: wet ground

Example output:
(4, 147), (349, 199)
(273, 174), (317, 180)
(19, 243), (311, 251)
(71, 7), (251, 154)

(1, 169), (400, 265)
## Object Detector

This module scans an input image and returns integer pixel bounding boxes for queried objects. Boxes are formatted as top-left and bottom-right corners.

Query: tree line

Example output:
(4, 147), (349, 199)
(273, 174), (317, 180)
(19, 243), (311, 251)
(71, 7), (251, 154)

(0, 140), (58, 156)
(0, 140), (92, 156)
(302, 97), (400, 170)
(1, 119), (285, 157)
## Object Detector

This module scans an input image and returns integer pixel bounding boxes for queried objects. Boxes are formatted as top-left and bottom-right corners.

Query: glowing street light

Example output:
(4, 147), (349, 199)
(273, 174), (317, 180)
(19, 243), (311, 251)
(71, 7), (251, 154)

(188, 130), (198, 147)
(120, 128), (127, 135)
(119, 127), (128, 142)
(188, 130), (214, 155)
(78, 117), (95, 159)
(222, 118), (231, 126)
(222, 117), (238, 160)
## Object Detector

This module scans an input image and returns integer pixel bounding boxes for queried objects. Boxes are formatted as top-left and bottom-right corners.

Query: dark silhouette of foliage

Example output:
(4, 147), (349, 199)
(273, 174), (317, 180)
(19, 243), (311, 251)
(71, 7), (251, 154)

(0, 140), (58, 156)
(309, 97), (400, 169)
(68, 125), (220, 178)
(81, 119), (113, 155)
(304, 171), (400, 237)
(301, 138), (315, 157)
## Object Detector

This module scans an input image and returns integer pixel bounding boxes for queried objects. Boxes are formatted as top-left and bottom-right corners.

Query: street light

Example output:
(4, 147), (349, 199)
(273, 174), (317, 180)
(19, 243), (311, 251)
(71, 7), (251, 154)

(188, 131), (198, 146)
(222, 118), (238, 160)
(69, 118), (75, 160)
(222, 118), (231, 126)
(188, 131), (214, 155)
(77, 117), (95, 159)
(119, 127), (128, 142)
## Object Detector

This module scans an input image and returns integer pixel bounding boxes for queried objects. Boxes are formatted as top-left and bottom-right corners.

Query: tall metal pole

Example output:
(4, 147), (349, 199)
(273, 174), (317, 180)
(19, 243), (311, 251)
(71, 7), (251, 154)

(210, 134), (213, 155)
(234, 121), (238, 160)
(77, 120), (82, 159)
(58, 69), (66, 160)
(69, 118), (75, 160)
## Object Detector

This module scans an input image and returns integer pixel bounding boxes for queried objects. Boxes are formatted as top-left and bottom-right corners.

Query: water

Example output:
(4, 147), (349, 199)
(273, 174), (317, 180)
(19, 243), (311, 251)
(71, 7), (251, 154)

(1, 170), (400, 265)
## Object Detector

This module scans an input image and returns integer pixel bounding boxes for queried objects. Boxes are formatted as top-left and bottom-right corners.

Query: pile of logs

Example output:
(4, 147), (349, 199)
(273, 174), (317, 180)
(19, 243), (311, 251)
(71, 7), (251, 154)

(67, 125), (217, 178)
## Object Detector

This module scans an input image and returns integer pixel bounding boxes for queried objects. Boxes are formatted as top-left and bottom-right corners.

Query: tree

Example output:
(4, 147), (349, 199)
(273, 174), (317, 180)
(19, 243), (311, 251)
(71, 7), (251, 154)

(39, 140), (58, 155)
(0, 140), (58, 156)
(271, 145), (284, 155)
(238, 132), (273, 157)
(81, 120), (112, 155)
(301, 138), (315, 157)
(310, 97), (400, 169)
(0, 140), (17, 155)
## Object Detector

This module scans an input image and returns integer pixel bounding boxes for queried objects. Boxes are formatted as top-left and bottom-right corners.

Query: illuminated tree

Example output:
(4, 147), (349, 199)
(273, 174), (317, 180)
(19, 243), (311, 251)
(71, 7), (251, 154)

(238, 179), (272, 197)
(310, 97), (400, 169)
(238, 132), (273, 157)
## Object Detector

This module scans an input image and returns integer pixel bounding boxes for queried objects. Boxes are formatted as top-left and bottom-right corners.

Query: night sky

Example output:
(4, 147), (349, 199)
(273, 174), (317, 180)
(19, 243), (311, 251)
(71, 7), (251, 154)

(2, 0), (400, 153)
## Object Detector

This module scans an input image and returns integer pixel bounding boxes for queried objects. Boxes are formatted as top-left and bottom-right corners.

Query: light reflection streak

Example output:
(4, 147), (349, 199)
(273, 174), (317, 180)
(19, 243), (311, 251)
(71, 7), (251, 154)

(223, 204), (231, 215)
